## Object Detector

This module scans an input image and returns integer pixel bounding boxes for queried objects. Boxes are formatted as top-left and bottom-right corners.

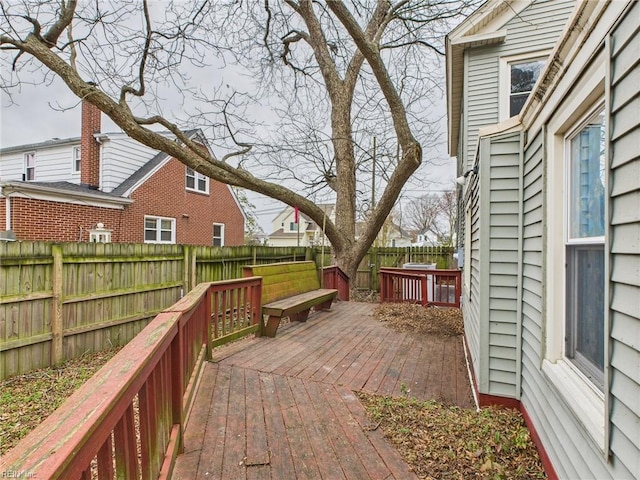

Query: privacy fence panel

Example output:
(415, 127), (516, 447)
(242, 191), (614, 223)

(59, 243), (184, 361)
(0, 242), (53, 380)
(1, 242), (454, 378)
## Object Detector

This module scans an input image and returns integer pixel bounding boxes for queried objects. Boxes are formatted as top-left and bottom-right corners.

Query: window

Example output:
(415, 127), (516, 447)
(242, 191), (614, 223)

(212, 223), (225, 246)
(289, 221), (297, 231)
(24, 152), (36, 181)
(72, 146), (81, 173)
(500, 52), (548, 120)
(144, 216), (176, 244)
(565, 108), (606, 389)
(186, 167), (209, 194)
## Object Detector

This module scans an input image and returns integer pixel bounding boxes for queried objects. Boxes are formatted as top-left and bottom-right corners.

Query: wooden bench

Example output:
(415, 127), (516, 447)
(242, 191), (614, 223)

(243, 261), (338, 337)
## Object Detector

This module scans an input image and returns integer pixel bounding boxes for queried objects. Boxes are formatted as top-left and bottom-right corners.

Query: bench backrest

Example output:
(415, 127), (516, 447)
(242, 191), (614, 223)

(243, 261), (321, 304)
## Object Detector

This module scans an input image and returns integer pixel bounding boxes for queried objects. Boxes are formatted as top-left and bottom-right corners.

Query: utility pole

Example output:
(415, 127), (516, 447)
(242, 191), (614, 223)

(372, 136), (377, 210)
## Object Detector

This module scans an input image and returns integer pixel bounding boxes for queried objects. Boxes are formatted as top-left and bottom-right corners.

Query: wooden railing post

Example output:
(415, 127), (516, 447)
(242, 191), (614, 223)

(171, 324), (185, 454)
(51, 244), (64, 366)
(254, 281), (263, 336)
(421, 275), (428, 307)
(205, 287), (212, 359)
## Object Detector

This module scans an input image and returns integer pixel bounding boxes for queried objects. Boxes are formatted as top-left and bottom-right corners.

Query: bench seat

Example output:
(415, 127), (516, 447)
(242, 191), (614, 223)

(243, 261), (338, 337)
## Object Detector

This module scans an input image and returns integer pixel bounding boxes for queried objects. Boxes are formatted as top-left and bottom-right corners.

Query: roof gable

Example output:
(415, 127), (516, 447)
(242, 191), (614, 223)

(446, 0), (549, 157)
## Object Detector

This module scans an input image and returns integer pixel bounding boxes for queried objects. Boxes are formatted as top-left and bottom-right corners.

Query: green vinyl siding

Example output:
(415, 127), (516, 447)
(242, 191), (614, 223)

(608, 0), (640, 474)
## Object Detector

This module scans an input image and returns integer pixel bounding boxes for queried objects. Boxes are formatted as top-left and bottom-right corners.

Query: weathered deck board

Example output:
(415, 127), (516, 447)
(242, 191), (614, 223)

(174, 301), (473, 479)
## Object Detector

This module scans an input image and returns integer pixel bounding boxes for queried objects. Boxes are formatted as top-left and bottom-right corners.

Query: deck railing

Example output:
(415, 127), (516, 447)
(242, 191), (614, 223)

(1, 277), (262, 480)
(322, 265), (350, 301)
(379, 267), (461, 308)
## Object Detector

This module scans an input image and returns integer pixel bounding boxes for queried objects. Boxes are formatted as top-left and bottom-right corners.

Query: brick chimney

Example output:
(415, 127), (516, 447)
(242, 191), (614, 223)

(80, 99), (102, 189)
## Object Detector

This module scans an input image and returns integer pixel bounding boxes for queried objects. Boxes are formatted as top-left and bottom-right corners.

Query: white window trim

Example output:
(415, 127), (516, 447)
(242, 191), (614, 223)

(213, 222), (225, 247)
(24, 152), (36, 181)
(185, 167), (209, 194)
(72, 146), (81, 174)
(499, 50), (551, 122)
(545, 98), (607, 453)
(144, 215), (176, 244)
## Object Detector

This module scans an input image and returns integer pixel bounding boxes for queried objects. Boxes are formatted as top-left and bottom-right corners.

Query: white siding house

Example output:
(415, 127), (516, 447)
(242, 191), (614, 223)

(268, 204), (335, 247)
(448, 1), (639, 478)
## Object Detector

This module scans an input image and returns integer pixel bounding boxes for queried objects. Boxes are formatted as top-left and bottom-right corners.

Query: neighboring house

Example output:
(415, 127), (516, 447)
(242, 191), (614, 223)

(447, 1), (639, 479)
(355, 219), (412, 248)
(412, 231), (440, 247)
(267, 204), (411, 248)
(268, 204), (335, 247)
(0, 100), (245, 246)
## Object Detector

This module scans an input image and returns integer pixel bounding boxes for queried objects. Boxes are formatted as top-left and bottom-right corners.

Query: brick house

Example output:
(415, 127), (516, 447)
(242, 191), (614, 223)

(0, 101), (245, 245)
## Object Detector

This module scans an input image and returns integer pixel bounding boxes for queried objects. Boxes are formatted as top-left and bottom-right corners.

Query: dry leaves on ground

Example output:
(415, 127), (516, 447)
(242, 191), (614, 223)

(358, 392), (546, 480)
(366, 302), (546, 479)
(0, 348), (121, 455)
(373, 302), (464, 337)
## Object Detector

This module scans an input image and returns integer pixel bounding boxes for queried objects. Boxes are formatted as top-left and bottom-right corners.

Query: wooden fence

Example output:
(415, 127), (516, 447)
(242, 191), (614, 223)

(0, 242), (453, 379)
(0, 242), (308, 379)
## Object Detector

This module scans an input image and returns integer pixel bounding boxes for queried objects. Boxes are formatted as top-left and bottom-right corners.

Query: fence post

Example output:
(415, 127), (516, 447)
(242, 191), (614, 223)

(190, 247), (197, 290)
(182, 245), (190, 295)
(51, 244), (64, 366)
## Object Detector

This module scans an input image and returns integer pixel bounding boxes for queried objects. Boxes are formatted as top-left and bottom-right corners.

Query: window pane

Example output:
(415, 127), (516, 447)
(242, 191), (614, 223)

(186, 168), (195, 189)
(160, 230), (172, 241)
(145, 229), (156, 241)
(198, 177), (207, 191)
(213, 225), (221, 236)
(510, 93), (529, 117)
(567, 245), (605, 378)
(569, 113), (605, 239)
(510, 60), (544, 93)
(161, 219), (172, 230)
(145, 218), (156, 229)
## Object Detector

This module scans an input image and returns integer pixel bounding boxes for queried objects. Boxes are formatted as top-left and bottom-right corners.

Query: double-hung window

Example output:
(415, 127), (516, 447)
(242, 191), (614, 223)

(500, 53), (548, 120)
(565, 107), (606, 389)
(212, 223), (225, 246)
(144, 216), (176, 244)
(186, 167), (209, 194)
(24, 152), (36, 181)
(72, 146), (81, 173)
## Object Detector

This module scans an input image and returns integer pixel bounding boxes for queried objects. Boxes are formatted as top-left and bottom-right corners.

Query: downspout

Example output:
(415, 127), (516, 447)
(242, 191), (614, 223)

(95, 134), (104, 191)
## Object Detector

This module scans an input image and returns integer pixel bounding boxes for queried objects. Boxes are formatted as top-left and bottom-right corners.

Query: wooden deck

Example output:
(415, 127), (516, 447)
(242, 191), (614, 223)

(173, 301), (474, 479)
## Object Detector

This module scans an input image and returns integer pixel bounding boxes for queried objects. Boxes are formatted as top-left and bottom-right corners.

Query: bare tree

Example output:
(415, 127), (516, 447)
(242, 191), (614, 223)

(405, 188), (457, 245)
(0, 0), (475, 279)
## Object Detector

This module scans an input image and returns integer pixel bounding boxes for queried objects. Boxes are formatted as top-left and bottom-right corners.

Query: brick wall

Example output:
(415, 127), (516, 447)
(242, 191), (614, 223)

(4, 157), (245, 245)
(80, 100), (101, 188)
(6, 197), (124, 242)
(122, 158), (245, 245)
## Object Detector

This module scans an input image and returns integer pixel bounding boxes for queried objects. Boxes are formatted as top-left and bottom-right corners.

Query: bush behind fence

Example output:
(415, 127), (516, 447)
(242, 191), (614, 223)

(0, 242), (453, 379)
